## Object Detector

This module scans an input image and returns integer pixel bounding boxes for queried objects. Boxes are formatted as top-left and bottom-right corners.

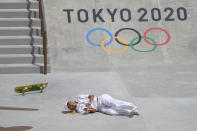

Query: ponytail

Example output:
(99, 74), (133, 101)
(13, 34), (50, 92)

(70, 109), (77, 114)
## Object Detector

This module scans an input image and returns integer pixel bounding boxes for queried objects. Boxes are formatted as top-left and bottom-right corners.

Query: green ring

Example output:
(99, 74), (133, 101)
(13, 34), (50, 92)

(130, 36), (157, 52)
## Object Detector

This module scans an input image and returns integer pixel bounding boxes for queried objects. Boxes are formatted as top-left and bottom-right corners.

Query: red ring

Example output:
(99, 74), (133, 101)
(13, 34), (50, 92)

(143, 28), (170, 46)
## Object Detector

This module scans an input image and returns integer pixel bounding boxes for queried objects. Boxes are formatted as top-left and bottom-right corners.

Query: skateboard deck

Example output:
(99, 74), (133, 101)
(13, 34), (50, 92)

(15, 83), (48, 95)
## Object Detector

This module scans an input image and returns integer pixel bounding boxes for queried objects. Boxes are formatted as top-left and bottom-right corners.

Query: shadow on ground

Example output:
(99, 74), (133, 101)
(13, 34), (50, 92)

(0, 126), (33, 131)
(0, 107), (39, 111)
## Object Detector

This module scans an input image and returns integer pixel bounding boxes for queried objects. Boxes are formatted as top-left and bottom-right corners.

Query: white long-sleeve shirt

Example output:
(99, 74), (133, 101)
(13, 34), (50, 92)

(75, 94), (98, 114)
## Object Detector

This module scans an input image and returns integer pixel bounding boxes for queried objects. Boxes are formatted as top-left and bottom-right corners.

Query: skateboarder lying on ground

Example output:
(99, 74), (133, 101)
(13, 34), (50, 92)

(64, 94), (139, 117)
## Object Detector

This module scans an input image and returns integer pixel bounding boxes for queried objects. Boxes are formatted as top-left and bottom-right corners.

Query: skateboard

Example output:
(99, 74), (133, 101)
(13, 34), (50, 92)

(15, 83), (48, 95)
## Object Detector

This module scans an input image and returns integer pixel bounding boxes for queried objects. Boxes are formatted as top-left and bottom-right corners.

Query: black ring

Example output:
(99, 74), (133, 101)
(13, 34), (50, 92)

(115, 28), (142, 46)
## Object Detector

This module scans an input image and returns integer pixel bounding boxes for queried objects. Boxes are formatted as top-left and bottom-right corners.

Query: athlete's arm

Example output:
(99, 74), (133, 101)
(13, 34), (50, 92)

(84, 108), (96, 113)
(86, 94), (94, 106)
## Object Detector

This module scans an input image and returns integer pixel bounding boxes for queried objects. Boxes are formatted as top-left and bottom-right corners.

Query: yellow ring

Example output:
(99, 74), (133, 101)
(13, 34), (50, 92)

(101, 36), (129, 53)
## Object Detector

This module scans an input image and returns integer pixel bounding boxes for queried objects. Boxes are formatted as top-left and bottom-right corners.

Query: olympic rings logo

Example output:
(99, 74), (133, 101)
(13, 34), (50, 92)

(86, 27), (171, 53)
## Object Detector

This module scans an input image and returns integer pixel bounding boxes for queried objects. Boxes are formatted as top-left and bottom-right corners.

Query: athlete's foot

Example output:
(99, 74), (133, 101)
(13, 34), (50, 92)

(129, 109), (140, 118)
(129, 105), (140, 117)
(131, 105), (137, 112)
(132, 109), (140, 116)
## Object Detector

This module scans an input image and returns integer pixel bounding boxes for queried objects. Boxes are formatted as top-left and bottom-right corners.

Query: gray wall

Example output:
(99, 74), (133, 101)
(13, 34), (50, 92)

(44, 0), (197, 72)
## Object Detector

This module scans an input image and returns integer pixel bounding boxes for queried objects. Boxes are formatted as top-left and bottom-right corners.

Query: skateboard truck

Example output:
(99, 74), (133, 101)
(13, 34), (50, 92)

(22, 87), (28, 96)
(40, 85), (45, 93)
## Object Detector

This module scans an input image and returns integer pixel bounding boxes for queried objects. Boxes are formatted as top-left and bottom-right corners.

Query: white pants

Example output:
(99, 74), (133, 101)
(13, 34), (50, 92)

(97, 94), (136, 116)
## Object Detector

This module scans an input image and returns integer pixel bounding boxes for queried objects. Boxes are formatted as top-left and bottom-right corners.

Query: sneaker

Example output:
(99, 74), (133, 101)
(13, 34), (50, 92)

(131, 105), (137, 112)
(132, 109), (140, 116)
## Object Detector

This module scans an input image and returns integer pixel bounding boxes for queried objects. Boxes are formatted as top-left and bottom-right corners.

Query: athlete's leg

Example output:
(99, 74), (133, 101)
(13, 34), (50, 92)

(112, 97), (137, 111)
(99, 106), (131, 116)
(100, 94), (137, 110)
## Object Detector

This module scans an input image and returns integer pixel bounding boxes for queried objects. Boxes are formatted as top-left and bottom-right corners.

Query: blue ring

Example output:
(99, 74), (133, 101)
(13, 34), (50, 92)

(86, 28), (113, 46)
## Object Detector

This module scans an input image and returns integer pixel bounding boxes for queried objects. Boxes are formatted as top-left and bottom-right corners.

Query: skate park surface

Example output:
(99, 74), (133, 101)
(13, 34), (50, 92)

(1, 0), (197, 130)
(0, 71), (197, 131)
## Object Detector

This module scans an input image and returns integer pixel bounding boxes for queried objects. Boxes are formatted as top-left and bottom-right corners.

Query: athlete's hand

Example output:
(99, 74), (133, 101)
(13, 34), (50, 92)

(84, 108), (91, 113)
(85, 103), (91, 106)
(84, 108), (96, 113)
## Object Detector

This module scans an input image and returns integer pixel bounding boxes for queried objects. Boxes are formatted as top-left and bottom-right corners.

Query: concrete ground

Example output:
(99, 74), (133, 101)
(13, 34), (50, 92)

(0, 65), (197, 131)
(0, 0), (197, 130)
